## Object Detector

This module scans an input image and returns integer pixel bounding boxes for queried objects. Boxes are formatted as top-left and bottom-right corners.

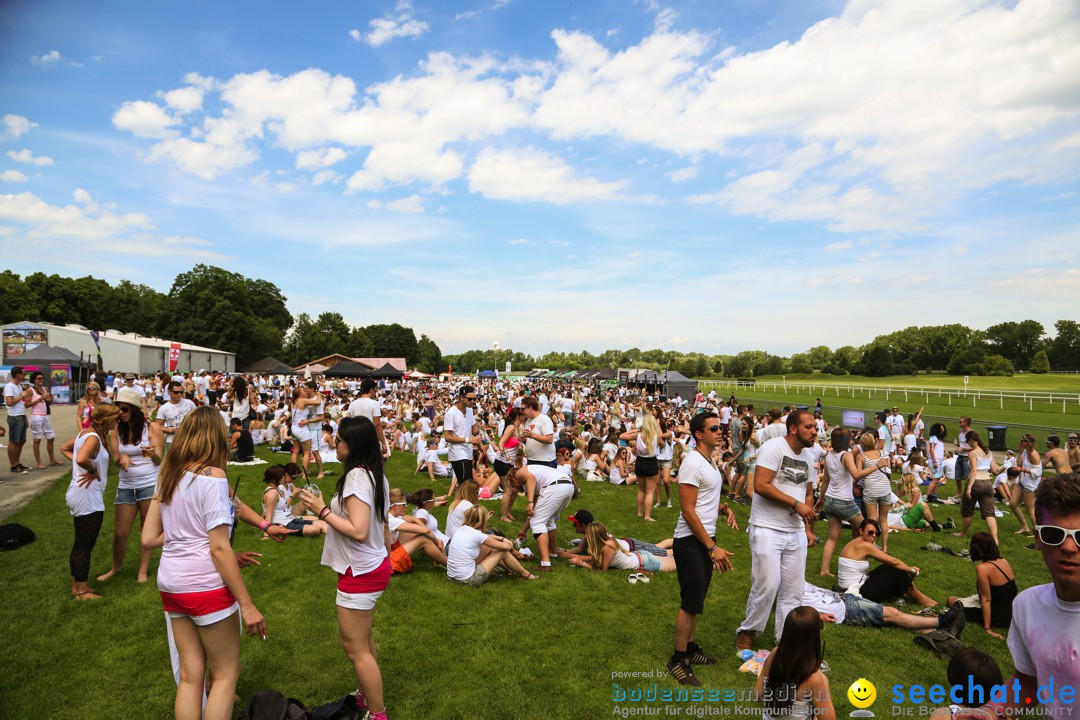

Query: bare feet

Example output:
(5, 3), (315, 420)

(137, 573), (148, 584)
(819, 571), (834, 577)
(644, 517), (656, 522)
(96, 569), (119, 582)
(36, 464), (47, 469)
(73, 590), (103, 601)
(50, 460), (63, 466)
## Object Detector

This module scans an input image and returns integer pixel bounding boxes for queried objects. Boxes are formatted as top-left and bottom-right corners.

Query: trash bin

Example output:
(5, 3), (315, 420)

(987, 425), (1007, 451)
(796, 405), (809, 411)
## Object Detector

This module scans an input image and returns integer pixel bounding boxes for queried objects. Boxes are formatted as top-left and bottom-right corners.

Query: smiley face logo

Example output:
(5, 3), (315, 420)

(847, 678), (877, 709)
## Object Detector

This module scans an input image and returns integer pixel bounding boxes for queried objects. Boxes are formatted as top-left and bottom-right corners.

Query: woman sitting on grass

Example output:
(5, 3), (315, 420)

(609, 447), (637, 486)
(260, 465), (327, 538)
(887, 471), (943, 532)
(407, 488), (449, 545)
(567, 522), (676, 573)
(446, 505), (537, 585)
(946, 532), (1017, 639)
(386, 488), (447, 573)
(444, 480), (480, 540)
(580, 437), (609, 482)
(838, 519), (937, 606)
(754, 606), (836, 720)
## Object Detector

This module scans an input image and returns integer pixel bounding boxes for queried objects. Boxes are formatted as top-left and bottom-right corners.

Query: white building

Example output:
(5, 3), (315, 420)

(1, 321), (235, 375)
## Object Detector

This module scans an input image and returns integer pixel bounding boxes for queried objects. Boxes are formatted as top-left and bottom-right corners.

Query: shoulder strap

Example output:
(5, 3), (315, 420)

(988, 560), (1012, 581)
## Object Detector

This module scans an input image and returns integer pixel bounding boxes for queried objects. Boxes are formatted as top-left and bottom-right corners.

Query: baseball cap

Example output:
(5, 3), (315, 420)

(1069, 432), (1078, 440)
(568, 509), (593, 526)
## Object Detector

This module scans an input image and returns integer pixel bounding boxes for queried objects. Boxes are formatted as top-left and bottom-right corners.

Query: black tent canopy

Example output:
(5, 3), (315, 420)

(370, 362), (403, 379)
(13, 344), (94, 368)
(244, 356), (296, 374)
(322, 360), (373, 378)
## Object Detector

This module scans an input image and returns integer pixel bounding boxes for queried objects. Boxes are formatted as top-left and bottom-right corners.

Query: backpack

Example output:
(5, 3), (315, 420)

(245, 690), (309, 720)
(0, 523), (36, 551)
(913, 630), (966, 659)
(309, 695), (361, 720)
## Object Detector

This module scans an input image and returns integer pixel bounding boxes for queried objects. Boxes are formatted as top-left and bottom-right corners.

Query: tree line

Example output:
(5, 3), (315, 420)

(443, 321), (1080, 377)
(0, 266), (443, 372)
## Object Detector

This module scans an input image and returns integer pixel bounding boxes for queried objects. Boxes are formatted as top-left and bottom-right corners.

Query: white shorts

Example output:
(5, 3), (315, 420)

(310, 430), (321, 452)
(30, 415), (55, 440)
(1019, 473), (1041, 492)
(530, 482), (575, 535)
(335, 588), (383, 610)
(291, 425), (310, 443)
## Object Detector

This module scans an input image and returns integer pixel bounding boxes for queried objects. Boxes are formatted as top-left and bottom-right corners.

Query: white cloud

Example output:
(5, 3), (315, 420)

(824, 240), (854, 252)
(454, 10), (479, 21)
(953, 245), (969, 256)
(628, 250), (641, 258)
(147, 137), (258, 179)
(6, 149), (55, 166)
(311, 169), (339, 186)
(31, 50), (61, 67)
(295, 147), (348, 170)
(508, 237), (531, 245)
(468, 147), (626, 204)
(666, 166), (699, 183)
(112, 101), (179, 139)
(1, 115), (36, 141)
(0, 170), (28, 183)
(386, 195), (425, 213)
(160, 86), (204, 114)
(354, 1), (429, 47)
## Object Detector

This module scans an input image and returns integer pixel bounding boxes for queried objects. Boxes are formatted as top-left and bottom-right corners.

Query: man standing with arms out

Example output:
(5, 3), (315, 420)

(348, 379), (390, 458)
(443, 385), (480, 495)
(520, 396), (556, 468)
(668, 411), (736, 686)
(155, 382), (196, 451)
(737, 409), (818, 651)
(1043, 436), (1071, 476)
(4, 367), (31, 474)
(1002, 473), (1080, 716)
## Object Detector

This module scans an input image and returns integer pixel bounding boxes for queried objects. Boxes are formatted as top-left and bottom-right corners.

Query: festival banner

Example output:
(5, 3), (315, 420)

(89, 330), (104, 371)
(49, 364), (71, 405)
(2, 324), (48, 361)
(168, 343), (181, 372)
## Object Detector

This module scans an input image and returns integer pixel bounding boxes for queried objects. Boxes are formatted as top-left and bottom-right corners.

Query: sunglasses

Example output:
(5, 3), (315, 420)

(706, 425), (721, 432)
(864, 530), (878, 538)
(1035, 525), (1080, 547)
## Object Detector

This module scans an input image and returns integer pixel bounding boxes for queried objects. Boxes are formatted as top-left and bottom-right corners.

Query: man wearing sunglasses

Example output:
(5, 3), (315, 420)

(1003, 473), (1080, 714)
(444, 385), (480, 495)
(155, 381), (196, 449)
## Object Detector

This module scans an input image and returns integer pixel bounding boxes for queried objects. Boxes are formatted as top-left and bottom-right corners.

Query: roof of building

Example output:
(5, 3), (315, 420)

(1, 320), (234, 355)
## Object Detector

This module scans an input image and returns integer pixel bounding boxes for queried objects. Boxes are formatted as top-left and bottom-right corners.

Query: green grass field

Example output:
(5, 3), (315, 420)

(0, 448), (1053, 720)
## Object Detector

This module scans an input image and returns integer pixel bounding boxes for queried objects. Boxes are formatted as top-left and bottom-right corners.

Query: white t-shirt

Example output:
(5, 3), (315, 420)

(943, 455), (958, 480)
(320, 467), (390, 576)
(673, 449), (724, 539)
(806, 443), (826, 489)
(4, 381), (26, 416)
(720, 406), (732, 423)
(560, 397), (574, 413)
(801, 582), (848, 623)
(124, 383), (147, 399)
(444, 405), (474, 462)
(347, 397), (382, 425)
(158, 399), (197, 444)
(387, 513), (405, 544)
(538, 394), (549, 414)
(877, 425), (892, 454)
(887, 414), (904, 435)
(446, 525), (489, 581)
(445, 499), (474, 540)
(524, 413), (556, 462)
(758, 422), (786, 444)
(750, 437), (814, 532)
(1007, 584), (1080, 715)
(157, 471), (235, 594)
(424, 449), (450, 476)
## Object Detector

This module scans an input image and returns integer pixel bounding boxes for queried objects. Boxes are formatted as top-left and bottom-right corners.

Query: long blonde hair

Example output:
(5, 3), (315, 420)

(448, 480), (480, 512)
(156, 406), (228, 504)
(463, 504), (491, 531)
(900, 473), (920, 503)
(640, 413), (659, 455)
(89, 403), (120, 438)
(585, 522), (630, 569)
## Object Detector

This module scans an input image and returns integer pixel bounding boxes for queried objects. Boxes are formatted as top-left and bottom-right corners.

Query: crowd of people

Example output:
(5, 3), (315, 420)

(4, 364), (1078, 719)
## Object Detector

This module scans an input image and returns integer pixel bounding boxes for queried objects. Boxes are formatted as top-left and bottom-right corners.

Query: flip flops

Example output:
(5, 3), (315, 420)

(628, 573), (651, 584)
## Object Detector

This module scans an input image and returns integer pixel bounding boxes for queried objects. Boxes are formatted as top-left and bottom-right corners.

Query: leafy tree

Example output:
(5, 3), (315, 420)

(1030, 350), (1050, 374)
(0, 271), (41, 323)
(347, 327), (374, 358)
(158, 264), (292, 368)
(363, 323), (418, 365)
(820, 363), (847, 376)
(985, 320), (1045, 369)
(831, 346), (860, 372)
(896, 358), (918, 376)
(415, 334), (442, 374)
(981, 354), (1014, 376)
(860, 345), (895, 377)
(789, 353), (812, 374)
(1049, 320), (1080, 371)
(754, 354), (785, 376)
(947, 346), (987, 376)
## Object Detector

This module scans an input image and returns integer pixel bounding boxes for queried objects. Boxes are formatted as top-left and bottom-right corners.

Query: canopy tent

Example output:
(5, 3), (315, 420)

(370, 362), (404, 379)
(477, 370), (498, 378)
(403, 370), (433, 379)
(660, 370), (699, 400)
(322, 360), (373, 378)
(13, 344), (94, 368)
(243, 356), (295, 375)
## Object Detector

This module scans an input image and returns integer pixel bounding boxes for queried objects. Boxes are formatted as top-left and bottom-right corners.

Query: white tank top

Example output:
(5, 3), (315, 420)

(607, 539), (639, 570)
(65, 431), (109, 517)
(824, 451), (854, 501)
(837, 556), (870, 590)
(117, 423), (158, 489)
(263, 485), (292, 525)
(636, 435), (657, 458)
(292, 405), (309, 426)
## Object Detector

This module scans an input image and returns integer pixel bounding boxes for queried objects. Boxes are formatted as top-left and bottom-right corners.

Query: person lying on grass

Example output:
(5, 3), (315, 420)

(567, 522), (676, 573)
(800, 582), (965, 636)
(446, 505), (537, 586)
(554, 508), (675, 562)
(261, 465), (327, 538)
(837, 519), (937, 606)
(387, 488), (447, 573)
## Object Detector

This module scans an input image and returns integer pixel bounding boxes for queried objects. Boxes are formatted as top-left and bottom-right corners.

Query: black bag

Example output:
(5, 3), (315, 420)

(913, 630), (966, 659)
(309, 695), (361, 720)
(0, 523), (36, 551)
(245, 689), (309, 720)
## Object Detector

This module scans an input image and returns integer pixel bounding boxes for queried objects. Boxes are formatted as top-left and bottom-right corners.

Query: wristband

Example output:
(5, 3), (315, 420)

(790, 500), (800, 515)
(709, 543), (718, 553)
(319, 506), (331, 520)
(259, 520), (271, 532)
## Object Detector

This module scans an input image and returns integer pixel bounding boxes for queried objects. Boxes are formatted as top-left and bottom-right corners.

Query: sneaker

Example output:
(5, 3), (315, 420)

(942, 602), (966, 638)
(943, 518), (956, 530)
(685, 642), (717, 665)
(666, 500), (673, 508)
(666, 658), (701, 687)
(735, 630), (755, 651)
(927, 495), (940, 504)
(735, 497), (749, 506)
(11, 465), (28, 474)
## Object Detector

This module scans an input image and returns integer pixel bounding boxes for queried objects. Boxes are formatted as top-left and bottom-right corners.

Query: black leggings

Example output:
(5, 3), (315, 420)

(70, 511), (104, 582)
(859, 564), (913, 603)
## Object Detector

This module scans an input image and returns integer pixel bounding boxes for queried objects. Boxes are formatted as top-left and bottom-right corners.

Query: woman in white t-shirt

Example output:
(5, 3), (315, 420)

(60, 402), (120, 601)
(294, 416), (392, 720)
(444, 480), (480, 540)
(386, 488), (447, 573)
(141, 406), (266, 720)
(446, 505), (536, 586)
(407, 488), (449, 545)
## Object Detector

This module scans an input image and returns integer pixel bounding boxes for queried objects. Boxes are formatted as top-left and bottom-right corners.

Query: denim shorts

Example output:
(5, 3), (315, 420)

(637, 550), (662, 572)
(284, 518), (312, 534)
(626, 538), (667, 557)
(823, 496), (862, 522)
(7, 415), (27, 444)
(842, 593), (885, 627)
(116, 485), (155, 505)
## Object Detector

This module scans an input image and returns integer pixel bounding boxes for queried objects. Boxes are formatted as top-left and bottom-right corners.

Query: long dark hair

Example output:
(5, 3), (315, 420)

(117, 403), (148, 446)
(335, 416), (386, 523)
(232, 375), (248, 399)
(764, 606), (823, 714)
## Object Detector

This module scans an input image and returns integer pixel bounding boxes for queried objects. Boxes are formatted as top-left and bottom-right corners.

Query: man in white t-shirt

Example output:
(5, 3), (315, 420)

(737, 409), (818, 650)
(4, 366), (32, 473)
(443, 385), (479, 493)
(875, 413), (892, 456)
(560, 395), (575, 429)
(757, 408), (786, 445)
(517, 462), (575, 571)
(1003, 474), (1080, 715)
(520, 396), (555, 467)
(155, 381), (197, 447)
(121, 374), (149, 414)
(668, 411), (736, 686)
(347, 379), (389, 457)
(887, 407), (904, 446)
(417, 438), (451, 480)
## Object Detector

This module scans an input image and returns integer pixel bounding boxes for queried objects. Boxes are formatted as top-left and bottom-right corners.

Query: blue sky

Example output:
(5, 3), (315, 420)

(1, 0), (1078, 356)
